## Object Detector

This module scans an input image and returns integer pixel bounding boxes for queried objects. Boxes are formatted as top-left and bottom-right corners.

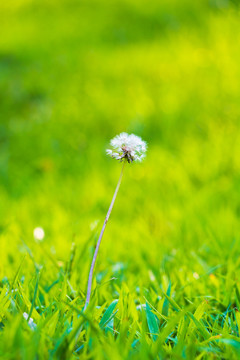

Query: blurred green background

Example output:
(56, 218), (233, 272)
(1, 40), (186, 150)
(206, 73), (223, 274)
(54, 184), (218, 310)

(1, 0), (240, 306)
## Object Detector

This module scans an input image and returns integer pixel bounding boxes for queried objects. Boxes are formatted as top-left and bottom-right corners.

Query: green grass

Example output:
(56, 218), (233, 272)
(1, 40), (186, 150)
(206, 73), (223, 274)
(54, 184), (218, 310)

(1, 0), (240, 358)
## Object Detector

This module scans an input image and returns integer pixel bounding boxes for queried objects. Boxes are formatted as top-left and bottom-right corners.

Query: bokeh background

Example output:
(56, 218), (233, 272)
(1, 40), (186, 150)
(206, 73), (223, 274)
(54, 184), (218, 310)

(1, 0), (240, 306)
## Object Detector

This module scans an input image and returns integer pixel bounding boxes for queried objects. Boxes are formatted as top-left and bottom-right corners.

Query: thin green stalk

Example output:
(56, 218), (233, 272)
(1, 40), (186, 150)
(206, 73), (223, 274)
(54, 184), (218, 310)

(84, 160), (126, 310)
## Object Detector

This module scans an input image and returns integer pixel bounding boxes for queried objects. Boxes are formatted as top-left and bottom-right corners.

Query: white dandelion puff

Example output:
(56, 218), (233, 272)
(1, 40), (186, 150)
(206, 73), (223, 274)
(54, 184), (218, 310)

(84, 133), (147, 310)
(106, 132), (147, 163)
(33, 227), (45, 241)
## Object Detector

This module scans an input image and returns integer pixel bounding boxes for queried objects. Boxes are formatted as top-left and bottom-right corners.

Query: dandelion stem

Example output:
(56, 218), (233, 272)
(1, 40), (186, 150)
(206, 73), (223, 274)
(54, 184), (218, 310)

(84, 160), (126, 310)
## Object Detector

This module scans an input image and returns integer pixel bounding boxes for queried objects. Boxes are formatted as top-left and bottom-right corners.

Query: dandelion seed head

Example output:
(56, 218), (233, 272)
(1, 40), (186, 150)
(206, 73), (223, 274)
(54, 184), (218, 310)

(106, 132), (147, 163)
(33, 227), (45, 241)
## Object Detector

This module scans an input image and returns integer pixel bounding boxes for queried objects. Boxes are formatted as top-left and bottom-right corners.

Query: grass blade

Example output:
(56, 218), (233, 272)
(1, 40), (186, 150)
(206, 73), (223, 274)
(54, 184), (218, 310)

(146, 302), (159, 341)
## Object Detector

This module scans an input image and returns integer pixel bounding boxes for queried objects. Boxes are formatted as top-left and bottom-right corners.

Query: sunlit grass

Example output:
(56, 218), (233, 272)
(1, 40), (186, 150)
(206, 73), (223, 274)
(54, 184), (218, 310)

(1, 0), (240, 358)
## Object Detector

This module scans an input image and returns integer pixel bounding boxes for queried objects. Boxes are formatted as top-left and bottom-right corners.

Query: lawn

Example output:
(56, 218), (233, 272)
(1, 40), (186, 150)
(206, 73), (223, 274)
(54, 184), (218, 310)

(1, 0), (240, 358)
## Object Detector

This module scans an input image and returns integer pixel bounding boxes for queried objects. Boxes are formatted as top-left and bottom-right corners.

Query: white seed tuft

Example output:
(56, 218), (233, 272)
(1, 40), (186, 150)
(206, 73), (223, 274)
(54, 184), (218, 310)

(106, 132), (147, 163)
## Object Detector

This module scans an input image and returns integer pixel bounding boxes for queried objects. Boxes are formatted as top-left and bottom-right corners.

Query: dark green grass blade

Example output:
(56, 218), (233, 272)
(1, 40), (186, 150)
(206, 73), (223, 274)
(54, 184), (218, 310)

(28, 269), (40, 321)
(99, 299), (118, 329)
(162, 282), (171, 317)
(146, 302), (159, 341)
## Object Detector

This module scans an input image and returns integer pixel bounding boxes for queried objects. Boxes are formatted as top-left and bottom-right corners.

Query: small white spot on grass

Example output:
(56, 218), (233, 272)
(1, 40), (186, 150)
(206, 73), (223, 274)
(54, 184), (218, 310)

(148, 270), (156, 282)
(90, 220), (99, 231)
(23, 312), (36, 330)
(33, 227), (45, 241)
(193, 272), (200, 279)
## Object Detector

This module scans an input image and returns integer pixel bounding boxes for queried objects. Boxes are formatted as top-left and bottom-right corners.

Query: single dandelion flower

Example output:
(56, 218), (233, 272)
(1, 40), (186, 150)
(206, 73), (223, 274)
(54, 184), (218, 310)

(33, 227), (45, 241)
(84, 133), (147, 310)
(106, 132), (147, 163)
